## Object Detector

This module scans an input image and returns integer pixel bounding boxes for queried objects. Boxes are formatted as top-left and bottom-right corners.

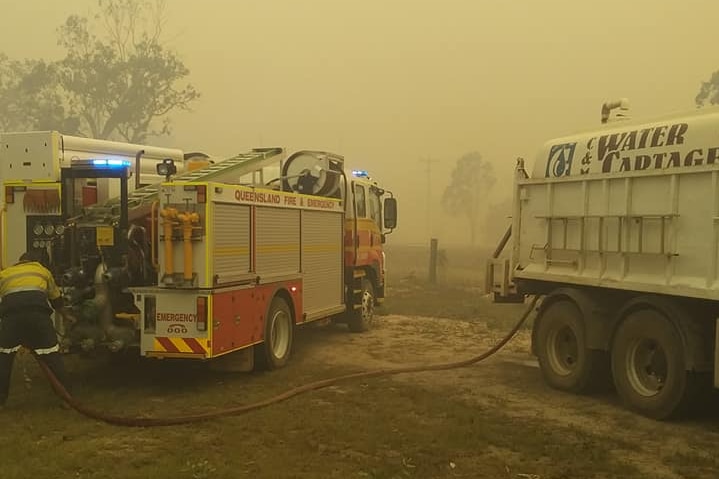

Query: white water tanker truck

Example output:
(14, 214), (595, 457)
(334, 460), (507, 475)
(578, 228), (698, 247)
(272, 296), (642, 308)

(488, 100), (719, 419)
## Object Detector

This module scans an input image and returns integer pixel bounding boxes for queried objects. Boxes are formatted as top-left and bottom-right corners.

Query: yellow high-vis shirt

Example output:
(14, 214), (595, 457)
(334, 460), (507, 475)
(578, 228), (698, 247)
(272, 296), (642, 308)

(0, 261), (60, 300)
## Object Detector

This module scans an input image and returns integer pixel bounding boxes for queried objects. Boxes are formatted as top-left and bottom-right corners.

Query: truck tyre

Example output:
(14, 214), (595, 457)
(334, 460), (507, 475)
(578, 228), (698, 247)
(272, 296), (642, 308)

(611, 309), (700, 419)
(535, 300), (607, 393)
(348, 278), (375, 333)
(256, 296), (294, 370)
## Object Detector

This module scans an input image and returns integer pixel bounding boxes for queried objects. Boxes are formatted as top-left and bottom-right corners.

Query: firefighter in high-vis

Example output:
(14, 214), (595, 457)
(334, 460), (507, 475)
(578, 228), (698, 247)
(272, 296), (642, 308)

(0, 251), (71, 407)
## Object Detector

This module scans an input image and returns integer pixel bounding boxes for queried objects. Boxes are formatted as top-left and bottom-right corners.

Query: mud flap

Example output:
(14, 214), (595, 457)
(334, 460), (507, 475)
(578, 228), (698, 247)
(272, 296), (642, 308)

(209, 346), (255, 373)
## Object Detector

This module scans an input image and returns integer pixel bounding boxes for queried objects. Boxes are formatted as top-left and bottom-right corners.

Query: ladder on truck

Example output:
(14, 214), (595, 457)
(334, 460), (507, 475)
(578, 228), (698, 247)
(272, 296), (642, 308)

(124, 147), (284, 208)
(85, 147), (284, 218)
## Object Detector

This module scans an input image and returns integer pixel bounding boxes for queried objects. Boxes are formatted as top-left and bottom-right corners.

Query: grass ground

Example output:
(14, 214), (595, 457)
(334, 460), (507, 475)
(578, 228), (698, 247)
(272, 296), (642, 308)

(383, 243), (493, 288)
(1, 245), (718, 478)
(380, 243), (529, 330)
(1, 337), (637, 479)
(379, 281), (530, 332)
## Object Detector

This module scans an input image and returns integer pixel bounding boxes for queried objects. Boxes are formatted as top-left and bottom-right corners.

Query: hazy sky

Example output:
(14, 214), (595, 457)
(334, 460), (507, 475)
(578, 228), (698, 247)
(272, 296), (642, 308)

(1, 0), (717, 245)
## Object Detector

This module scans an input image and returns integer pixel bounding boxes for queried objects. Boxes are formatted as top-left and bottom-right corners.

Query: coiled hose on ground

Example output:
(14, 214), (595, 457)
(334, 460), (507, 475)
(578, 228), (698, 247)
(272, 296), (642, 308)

(33, 296), (539, 428)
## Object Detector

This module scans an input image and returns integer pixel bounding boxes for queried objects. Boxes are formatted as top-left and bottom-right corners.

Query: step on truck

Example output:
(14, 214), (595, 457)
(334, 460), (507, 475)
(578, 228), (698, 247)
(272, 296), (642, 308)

(488, 100), (719, 419)
(0, 131), (397, 371)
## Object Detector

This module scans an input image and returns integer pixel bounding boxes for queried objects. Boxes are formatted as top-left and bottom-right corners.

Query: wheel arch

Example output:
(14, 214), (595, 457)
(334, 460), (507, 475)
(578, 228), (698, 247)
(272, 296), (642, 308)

(268, 286), (298, 326)
(256, 286), (296, 370)
(532, 287), (610, 356)
(350, 265), (380, 302)
(610, 295), (712, 372)
(370, 259), (383, 294)
(364, 264), (380, 289)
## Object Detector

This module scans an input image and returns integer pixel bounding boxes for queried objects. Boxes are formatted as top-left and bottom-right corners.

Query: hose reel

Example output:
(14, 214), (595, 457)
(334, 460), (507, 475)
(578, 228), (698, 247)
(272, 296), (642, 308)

(281, 151), (344, 198)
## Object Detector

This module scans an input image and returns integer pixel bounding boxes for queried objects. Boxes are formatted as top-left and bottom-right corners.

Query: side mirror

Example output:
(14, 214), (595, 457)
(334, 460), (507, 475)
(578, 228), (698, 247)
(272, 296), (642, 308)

(383, 197), (397, 230)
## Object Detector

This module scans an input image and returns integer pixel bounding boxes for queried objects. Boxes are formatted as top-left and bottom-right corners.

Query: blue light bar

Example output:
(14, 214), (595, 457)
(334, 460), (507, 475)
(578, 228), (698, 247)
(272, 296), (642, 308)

(352, 169), (370, 178)
(91, 158), (131, 167)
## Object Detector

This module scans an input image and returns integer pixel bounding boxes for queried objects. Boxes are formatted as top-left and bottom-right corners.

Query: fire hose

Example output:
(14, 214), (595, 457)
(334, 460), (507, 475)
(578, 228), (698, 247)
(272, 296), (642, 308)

(32, 296), (539, 428)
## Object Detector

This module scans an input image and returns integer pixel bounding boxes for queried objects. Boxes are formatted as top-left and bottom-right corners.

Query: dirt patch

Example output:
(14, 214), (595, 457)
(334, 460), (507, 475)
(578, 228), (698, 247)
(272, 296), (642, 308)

(298, 313), (719, 479)
(3, 305), (719, 478)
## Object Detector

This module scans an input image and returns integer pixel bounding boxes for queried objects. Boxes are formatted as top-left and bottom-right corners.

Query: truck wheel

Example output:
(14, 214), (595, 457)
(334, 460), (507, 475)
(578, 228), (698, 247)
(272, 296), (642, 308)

(348, 278), (375, 333)
(611, 309), (699, 419)
(535, 300), (606, 393)
(256, 296), (294, 370)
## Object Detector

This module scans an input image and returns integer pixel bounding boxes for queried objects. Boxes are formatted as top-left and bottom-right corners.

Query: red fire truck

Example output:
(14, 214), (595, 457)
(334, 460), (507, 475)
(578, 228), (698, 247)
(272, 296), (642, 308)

(0, 132), (397, 370)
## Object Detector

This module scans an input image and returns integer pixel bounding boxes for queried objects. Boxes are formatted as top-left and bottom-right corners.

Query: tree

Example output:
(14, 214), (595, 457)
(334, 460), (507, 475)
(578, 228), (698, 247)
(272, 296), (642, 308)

(0, 0), (198, 142)
(0, 56), (80, 134)
(483, 196), (513, 246)
(0, 55), (66, 132)
(696, 70), (719, 106)
(0, 54), (31, 131)
(441, 152), (496, 245)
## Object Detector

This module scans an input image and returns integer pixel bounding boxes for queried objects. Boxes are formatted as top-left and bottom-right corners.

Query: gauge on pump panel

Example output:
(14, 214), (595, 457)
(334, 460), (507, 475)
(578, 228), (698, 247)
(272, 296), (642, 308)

(44, 224), (54, 236)
(33, 223), (44, 236)
(55, 225), (65, 235)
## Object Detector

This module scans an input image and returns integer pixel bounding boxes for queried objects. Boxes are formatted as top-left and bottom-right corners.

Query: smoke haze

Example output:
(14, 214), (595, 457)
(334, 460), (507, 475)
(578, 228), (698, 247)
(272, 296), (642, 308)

(1, 0), (716, 245)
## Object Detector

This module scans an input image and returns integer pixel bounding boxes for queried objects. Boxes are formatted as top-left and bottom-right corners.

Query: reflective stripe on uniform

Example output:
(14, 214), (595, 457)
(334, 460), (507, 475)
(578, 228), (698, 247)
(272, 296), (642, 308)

(0, 346), (22, 354)
(34, 345), (59, 355)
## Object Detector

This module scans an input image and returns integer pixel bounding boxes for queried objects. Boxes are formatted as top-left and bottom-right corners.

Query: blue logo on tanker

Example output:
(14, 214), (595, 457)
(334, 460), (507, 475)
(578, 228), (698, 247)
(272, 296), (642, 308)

(545, 143), (576, 177)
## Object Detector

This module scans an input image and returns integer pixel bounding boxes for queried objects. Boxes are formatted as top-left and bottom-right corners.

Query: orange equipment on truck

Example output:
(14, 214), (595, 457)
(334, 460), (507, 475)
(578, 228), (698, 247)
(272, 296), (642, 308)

(0, 132), (397, 370)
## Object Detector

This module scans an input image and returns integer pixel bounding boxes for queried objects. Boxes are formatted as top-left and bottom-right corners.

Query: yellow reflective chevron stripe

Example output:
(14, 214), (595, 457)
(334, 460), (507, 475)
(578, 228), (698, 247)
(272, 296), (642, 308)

(153, 337), (207, 355)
